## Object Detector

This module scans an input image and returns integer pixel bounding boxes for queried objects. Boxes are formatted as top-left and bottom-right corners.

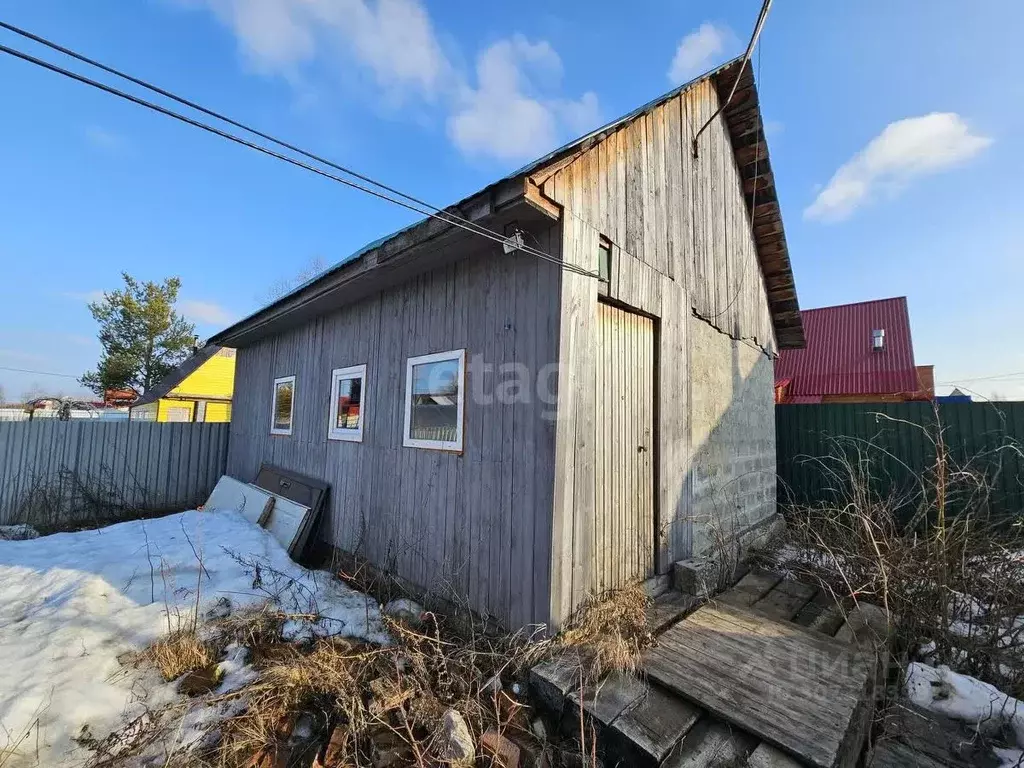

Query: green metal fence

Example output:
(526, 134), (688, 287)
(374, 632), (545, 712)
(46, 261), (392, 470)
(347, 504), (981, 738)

(776, 402), (1024, 522)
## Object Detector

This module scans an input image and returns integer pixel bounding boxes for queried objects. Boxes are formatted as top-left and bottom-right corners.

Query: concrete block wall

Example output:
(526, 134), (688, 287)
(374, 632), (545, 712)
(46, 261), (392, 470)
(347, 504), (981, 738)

(687, 315), (777, 558)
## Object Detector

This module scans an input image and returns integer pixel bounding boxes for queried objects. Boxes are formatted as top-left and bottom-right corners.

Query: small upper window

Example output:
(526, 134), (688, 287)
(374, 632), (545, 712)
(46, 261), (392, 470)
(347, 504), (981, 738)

(598, 237), (611, 284)
(328, 365), (366, 442)
(403, 349), (465, 452)
(271, 375), (295, 436)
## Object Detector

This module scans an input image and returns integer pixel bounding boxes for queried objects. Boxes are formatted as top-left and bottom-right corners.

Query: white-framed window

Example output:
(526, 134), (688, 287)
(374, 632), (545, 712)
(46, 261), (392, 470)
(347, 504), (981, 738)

(328, 364), (366, 442)
(403, 349), (465, 452)
(270, 375), (295, 436)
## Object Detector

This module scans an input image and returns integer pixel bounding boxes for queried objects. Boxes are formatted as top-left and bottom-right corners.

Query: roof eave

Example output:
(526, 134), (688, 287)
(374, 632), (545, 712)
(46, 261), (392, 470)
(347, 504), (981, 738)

(208, 177), (559, 348)
(711, 60), (804, 349)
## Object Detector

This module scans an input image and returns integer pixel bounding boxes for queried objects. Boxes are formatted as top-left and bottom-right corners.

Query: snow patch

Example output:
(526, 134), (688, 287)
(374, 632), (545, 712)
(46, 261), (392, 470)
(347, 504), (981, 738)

(905, 662), (1024, 746)
(0, 509), (388, 767)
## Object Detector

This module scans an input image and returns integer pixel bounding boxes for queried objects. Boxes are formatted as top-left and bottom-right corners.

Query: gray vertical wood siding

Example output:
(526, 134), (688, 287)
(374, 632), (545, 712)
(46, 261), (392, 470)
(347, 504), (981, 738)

(0, 421), (229, 526)
(539, 74), (778, 624)
(227, 236), (563, 630)
(593, 302), (655, 590)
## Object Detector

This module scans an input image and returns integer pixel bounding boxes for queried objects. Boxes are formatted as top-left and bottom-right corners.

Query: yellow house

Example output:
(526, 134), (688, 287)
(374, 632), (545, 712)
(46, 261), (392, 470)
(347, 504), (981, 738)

(129, 346), (235, 422)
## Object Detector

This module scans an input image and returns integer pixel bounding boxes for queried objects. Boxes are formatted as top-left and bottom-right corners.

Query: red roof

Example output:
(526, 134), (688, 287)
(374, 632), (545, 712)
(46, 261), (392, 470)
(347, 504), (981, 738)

(775, 297), (919, 397)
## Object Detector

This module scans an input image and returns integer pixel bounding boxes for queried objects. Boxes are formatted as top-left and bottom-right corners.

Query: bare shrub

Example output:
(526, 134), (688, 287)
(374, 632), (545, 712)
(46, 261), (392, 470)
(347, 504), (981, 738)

(97, 579), (654, 767)
(768, 412), (1024, 699)
(13, 464), (183, 534)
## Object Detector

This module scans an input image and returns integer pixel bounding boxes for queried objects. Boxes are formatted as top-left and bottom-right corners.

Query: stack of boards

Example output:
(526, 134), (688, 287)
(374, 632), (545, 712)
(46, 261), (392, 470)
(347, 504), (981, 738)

(204, 474), (318, 559)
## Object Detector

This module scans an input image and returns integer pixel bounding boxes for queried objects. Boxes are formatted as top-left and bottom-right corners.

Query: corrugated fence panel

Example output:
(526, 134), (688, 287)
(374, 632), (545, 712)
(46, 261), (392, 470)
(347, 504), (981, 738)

(0, 421), (229, 527)
(777, 402), (1024, 523)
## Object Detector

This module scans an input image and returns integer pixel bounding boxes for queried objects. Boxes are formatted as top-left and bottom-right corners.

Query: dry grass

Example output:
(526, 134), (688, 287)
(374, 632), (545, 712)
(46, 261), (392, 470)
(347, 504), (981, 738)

(199, 612), (545, 766)
(554, 584), (654, 682)
(98, 573), (654, 767)
(141, 630), (215, 682)
(765, 417), (1024, 700)
(200, 585), (650, 766)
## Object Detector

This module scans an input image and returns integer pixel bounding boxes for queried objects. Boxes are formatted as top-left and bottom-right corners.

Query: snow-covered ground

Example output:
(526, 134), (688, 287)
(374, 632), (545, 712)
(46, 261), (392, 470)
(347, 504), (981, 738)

(0, 510), (388, 767)
(906, 662), (1024, 767)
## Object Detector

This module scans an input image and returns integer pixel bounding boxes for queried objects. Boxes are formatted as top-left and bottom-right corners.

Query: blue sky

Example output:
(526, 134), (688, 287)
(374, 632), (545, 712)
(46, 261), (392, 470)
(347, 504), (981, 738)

(1, 1), (1022, 401)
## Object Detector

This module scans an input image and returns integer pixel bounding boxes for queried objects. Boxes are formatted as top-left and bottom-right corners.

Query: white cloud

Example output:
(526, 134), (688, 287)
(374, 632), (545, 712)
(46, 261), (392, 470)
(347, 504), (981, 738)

(179, 300), (235, 326)
(805, 113), (992, 222)
(189, 0), (450, 99)
(448, 35), (600, 161)
(184, 1), (597, 162)
(668, 23), (728, 84)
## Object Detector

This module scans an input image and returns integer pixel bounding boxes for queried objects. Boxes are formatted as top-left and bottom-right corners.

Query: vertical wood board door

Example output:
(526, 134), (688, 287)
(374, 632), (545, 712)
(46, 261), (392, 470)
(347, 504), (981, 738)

(594, 302), (656, 591)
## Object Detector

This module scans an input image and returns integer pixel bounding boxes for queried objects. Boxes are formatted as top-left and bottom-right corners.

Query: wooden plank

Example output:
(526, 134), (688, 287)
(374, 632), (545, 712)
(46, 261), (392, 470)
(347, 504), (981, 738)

(748, 742), (805, 768)
(643, 602), (873, 768)
(866, 741), (950, 768)
(529, 651), (583, 713)
(876, 704), (995, 768)
(835, 603), (890, 651)
(754, 579), (819, 621)
(794, 590), (848, 637)
(647, 591), (699, 635)
(568, 671), (647, 726)
(531, 237), (560, 628)
(718, 569), (783, 608)
(609, 683), (702, 764)
(663, 718), (757, 768)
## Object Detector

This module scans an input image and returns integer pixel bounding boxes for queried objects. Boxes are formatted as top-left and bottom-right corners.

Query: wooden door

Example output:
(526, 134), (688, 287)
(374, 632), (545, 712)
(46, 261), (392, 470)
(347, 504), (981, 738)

(594, 301), (656, 591)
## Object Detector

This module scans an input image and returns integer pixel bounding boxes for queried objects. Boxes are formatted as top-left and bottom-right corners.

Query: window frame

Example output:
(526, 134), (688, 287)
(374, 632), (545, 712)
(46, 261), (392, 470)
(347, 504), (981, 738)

(328, 364), (367, 442)
(270, 374), (296, 436)
(597, 235), (612, 297)
(402, 348), (466, 452)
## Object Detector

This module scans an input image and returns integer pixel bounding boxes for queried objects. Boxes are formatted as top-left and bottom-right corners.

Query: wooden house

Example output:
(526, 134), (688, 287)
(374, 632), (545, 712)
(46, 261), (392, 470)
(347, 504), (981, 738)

(210, 58), (804, 630)
(129, 346), (236, 422)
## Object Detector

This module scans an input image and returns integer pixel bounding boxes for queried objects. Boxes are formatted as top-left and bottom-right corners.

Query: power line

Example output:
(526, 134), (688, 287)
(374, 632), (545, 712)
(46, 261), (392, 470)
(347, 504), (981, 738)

(0, 31), (599, 280)
(692, 0), (774, 157)
(0, 365), (80, 380)
(705, 28), (764, 321)
(0, 21), (558, 269)
(938, 372), (1024, 385)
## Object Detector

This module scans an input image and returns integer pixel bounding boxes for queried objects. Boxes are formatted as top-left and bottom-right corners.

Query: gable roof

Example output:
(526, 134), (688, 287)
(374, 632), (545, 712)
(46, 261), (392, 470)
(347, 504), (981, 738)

(774, 297), (919, 397)
(132, 344), (225, 407)
(211, 57), (802, 349)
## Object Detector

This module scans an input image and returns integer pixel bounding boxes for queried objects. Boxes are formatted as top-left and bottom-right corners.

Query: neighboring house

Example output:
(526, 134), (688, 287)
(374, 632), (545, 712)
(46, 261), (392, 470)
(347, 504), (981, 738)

(129, 346), (236, 422)
(210, 58), (804, 630)
(775, 296), (933, 404)
(104, 387), (139, 407)
(937, 387), (972, 404)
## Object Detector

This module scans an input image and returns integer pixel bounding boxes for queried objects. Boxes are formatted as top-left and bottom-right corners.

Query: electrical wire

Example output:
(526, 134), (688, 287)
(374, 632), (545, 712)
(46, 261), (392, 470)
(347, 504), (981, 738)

(692, 0), (773, 157)
(704, 36), (764, 322)
(0, 33), (599, 280)
(938, 372), (1024, 385)
(0, 365), (80, 379)
(0, 20), (579, 273)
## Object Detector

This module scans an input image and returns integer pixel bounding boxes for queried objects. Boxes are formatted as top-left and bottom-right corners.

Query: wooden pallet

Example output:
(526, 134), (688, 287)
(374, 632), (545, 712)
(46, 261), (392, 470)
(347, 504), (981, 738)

(530, 573), (885, 767)
(644, 600), (873, 768)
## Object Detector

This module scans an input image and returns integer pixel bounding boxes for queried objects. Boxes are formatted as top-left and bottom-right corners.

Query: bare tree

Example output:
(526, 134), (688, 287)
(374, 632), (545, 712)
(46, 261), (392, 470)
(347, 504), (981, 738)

(21, 382), (46, 403)
(258, 256), (329, 304)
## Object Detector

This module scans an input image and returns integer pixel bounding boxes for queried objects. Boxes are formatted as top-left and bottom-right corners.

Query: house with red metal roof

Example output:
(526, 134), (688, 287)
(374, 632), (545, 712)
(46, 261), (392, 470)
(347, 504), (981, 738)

(775, 297), (934, 404)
